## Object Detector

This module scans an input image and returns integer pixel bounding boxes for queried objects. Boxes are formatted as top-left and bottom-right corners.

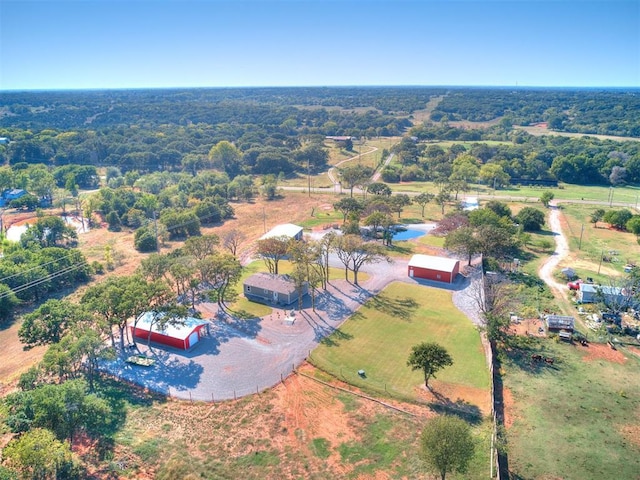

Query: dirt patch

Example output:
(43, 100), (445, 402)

(508, 317), (546, 338)
(580, 342), (627, 364)
(625, 345), (640, 358)
(0, 321), (46, 386)
(502, 387), (515, 429)
(273, 364), (359, 473)
(414, 379), (491, 417)
(115, 363), (427, 479)
(619, 423), (640, 449)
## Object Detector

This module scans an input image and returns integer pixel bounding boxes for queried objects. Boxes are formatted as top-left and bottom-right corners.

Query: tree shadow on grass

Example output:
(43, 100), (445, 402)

(385, 243), (413, 255)
(427, 389), (483, 426)
(365, 293), (418, 321)
(319, 327), (354, 347)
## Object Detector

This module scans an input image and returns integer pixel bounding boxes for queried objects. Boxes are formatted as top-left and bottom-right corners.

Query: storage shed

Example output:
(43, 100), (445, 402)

(259, 223), (304, 241)
(130, 312), (210, 351)
(244, 272), (308, 306)
(545, 314), (575, 332)
(408, 254), (460, 284)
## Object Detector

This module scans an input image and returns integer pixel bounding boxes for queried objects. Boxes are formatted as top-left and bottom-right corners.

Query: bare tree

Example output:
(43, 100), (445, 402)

(256, 236), (290, 274)
(222, 229), (245, 257)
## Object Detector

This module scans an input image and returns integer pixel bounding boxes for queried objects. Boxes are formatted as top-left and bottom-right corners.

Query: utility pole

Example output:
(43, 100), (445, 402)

(263, 207), (266, 234)
(307, 157), (311, 198)
(598, 249), (604, 274)
(578, 224), (584, 250)
(153, 211), (159, 253)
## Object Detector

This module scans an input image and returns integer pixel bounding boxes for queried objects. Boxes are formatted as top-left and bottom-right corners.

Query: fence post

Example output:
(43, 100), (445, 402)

(234, 390), (236, 400)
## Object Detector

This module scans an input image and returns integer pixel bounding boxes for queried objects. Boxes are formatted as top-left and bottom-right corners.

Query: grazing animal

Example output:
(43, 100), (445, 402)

(544, 357), (554, 365)
(531, 354), (543, 362)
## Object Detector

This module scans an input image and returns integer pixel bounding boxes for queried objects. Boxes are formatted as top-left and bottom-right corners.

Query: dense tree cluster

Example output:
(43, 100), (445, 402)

(430, 88), (640, 137)
(389, 127), (640, 186)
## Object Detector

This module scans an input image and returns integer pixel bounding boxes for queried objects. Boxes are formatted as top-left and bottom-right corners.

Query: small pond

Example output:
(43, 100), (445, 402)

(392, 228), (427, 241)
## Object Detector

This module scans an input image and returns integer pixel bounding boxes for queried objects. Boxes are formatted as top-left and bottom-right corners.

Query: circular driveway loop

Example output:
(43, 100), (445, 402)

(103, 253), (472, 401)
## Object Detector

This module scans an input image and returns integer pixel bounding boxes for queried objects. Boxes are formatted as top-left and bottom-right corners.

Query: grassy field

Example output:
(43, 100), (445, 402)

(560, 203), (640, 278)
(503, 338), (640, 480)
(388, 180), (640, 208)
(309, 281), (492, 479)
(310, 282), (490, 402)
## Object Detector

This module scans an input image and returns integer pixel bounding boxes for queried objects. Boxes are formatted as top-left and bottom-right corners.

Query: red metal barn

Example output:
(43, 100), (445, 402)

(408, 254), (460, 284)
(130, 312), (210, 350)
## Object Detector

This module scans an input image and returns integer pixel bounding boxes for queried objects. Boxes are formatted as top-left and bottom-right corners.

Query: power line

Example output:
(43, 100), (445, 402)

(0, 260), (89, 300)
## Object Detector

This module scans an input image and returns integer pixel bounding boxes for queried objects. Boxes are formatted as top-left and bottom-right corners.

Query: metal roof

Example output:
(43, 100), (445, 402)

(132, 312), (209, 340)
(408, 254), (459, 273)
(259, 223), (303, 240)
(244, 272), (298, 295)
(545, 315), (575, 329)
(579, 284), (623, 295)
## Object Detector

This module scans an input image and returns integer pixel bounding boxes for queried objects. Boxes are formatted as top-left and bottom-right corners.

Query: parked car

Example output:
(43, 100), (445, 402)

(568, 279), (584, 290)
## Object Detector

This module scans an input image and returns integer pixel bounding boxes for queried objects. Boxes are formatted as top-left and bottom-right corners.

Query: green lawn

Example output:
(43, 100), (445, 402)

(503, 339), (640, 480)
(309, 281), (492, 480)
(310, 282), (490, 400)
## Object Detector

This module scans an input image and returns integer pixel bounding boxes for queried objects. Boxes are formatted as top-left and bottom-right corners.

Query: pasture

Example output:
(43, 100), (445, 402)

(310, 282), (490, 409)
(559, 203), (640, 279)
(503, 338), (640, 480)
(309, 281), (492, 479)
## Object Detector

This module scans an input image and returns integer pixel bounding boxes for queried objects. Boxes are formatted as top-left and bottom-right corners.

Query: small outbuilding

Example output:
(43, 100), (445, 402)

(545, 314), (575, 332)
(244, 272), (308, 306)
(130, 312), (210, 351)
(259, 223), (304, 241)
(408, 254), (460, 284)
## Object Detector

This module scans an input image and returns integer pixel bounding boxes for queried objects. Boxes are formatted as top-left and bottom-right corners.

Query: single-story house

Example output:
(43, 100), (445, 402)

(545, 314), (575, 332)
(244, 272), (308, 306)
(577, 284), (628, 306)
(408, 254), (460, 284)
(130, 311), (210, 351)
(0, 188), (27, 207)
(259, 223), (304, 241)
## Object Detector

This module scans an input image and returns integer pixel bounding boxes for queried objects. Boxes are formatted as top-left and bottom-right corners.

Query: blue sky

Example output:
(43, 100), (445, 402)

(1, 0), (638, 90)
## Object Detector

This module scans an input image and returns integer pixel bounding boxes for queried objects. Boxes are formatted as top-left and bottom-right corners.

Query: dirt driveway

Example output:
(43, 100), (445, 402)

(538, 203), (570, 298)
